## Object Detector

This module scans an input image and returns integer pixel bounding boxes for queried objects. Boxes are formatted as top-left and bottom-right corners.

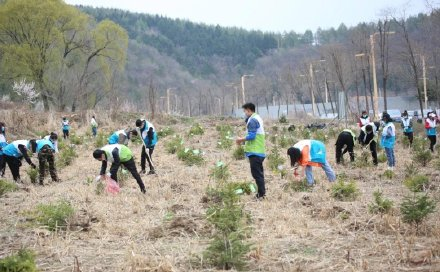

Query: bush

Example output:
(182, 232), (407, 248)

(283, 179), (313, 192)
(0, 179), (18, 197)
(412, 137), (427, 152)
(331, 179), (360, 201)
(26, 167), (39, 184)
(404, 163), (419, 178)
(95, 132), (107, 148)
(267, 147), (286, 173)
(28, 200), (74, 231)
(157, 126), (175, 138)
(0, 249), (38, 272)
(209, 162), (230, 183)
(177, 148), (205, 166)
(404, 175), (430, 193)
(57, 145), (77, 168)
(279, 135), (293, 149)
(188, 123), (204, 136)
(311, 130), (327, 143)
(414, 149), (432, 167)
(69, 133), (83, 145)
(204, 184), (252, 270)
(377, 152), (388, 164)
(279, 115), (288, 124)
(368, 190), (393, 215)
(232, 145), (246, 160)
(216, 124), (233, 135)
(400, 194), (436, 230)
(165, 136), (184, 154)
(217, 133), (233, 150)
(383, 169), (394, 179)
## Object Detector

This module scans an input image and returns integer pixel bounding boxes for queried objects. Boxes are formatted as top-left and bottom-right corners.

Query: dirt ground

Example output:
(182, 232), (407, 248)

(0, 115), (439, 272)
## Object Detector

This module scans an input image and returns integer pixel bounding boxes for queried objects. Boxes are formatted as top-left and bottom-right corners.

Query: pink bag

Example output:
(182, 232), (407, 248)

(105, 177), (120, 195)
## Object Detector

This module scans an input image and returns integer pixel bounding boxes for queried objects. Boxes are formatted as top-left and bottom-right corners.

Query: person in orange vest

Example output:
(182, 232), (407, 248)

(287, 140), (336, 185)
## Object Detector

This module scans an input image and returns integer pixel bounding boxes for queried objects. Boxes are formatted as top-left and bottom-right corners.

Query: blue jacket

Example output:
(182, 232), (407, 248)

(381, 123), (396, 149)
(36, 139), (55, 153)
(3, 140), (30, 158)
(140, 121), (157, 148)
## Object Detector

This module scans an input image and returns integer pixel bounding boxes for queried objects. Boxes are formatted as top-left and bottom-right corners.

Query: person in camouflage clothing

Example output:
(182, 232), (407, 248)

(31, 139), (59, 185)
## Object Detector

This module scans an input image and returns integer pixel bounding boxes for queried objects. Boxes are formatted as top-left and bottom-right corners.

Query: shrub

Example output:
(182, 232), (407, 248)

(331, 180), (360, 201)
(383, 169), (394, 179)
(95, 132), (107, 148)
(157, 126), (175, 138)
(400, 194), (436, 230)
(279, 115), (288, 124)
(28, 200), (74, 231)
(404, 163), (419, 178)
(368, 190), (393, 215)
(412, 137), (427, 152)
(209, 162), (230, 183)
(217, 133), (233, 150)
(204, 184), (252, 270)
(227, 182), (257, 195)
(57, 145), (77, 168)
(404, 175), (430, 193)
(177, 148), (205, 166)
(0, 179), (18, 197)
(267, 147), (286, 173)
(311, 130), (327, 143)
(188, 123), (204, 136)
(279, 135), (293, 149)
(26, 167), (39, 184)
(165, 136), (184, 154)
(377, 152), (388, 164)
(232, 145), (245, 160)
(69, 133), (83, 145)
(283, 179), (313, 192)
(130, 134), (143, 145)
(216, 124), (233, 135)
(0, 249), (38, 272)
(414, 149), (432, 167)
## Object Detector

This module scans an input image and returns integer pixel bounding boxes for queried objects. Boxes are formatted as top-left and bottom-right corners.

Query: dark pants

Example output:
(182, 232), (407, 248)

(141, 146), (155, 171)
(404, 132), (414, 146)
(249, 155), (265, 197)
(38, 146), (58, 184)
(92, 127), (97, 137)
(63, 129), (69, 139)
(0, 154), (5, 177)
(428, 135), (436, 152)
(369, 141), (378, 165)
(335, 132), (354, 164)
(4, 155), (21, 181)
(110, 158), (146, 192)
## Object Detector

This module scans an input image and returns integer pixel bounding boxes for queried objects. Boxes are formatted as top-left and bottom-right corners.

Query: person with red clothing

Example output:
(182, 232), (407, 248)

(425, 112), (438, 152)
(358, 110), (370, 128)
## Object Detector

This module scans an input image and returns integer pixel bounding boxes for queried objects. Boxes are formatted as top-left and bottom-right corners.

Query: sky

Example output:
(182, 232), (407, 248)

(65, 0), (429, 33)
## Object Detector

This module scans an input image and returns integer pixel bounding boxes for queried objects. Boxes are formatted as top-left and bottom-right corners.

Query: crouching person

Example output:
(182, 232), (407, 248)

(287, 140), (336, 186)
(93, 144), (146, 194)
(108, 129), (135, 145)
(2, 140), (36, 182)
(335, 129), (356, 164)
(31, 139), (60, 185)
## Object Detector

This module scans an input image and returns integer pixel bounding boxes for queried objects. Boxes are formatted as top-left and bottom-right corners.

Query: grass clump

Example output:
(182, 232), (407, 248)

(57, 145), (77, 168)
(177, 148), (205, 166)
(165, 135), (184, 154)
(414, 149), (432, 167)
(331, 179), (360, 201)
(203, 184), (252, 270)
(210, 162), (230, 183)
(26, 167), (39, 184)
(27, 200), (74, 231)
(404, 175), (430, 193)
(400, 194), (436, 231)
(216, 124), (233, 134)
(95, 132), (107, 148)
(283, 179), (313, 192)
(0, 249), (38, 272)
(404, 162), (419, 178)
(0, 179), (18, 197)
(232, 145), (246, 160)
(157, 126), (175, 138)
(311, 130), (327, 143)
(368, 190), (393, 215)
(383, 169), (394, 179)
(69, 133), (83, 145)
(188, 123), (204, 136)
(217, 133), (234, 150)
(267, 147), (286, 173)
(377, 152), (388, 164)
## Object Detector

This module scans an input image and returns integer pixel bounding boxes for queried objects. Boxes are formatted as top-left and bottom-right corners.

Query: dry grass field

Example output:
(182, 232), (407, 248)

(0, 111), (439, 271)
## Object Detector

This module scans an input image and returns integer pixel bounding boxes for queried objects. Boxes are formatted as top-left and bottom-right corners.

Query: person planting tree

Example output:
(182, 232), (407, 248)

(93, 144), (146, 194)
(236, 103), (266, 199)
(61, 117), (70, 140)
(135, 119), (157, 175)
(108, 129), (136, 145)
(358, 122), (381, 166)
(425, 112), (438, 152)
(381, 113), (396, 171)
(44, 132), (59, 153)
(401, 110), (414, 146)
(335, 129), (356, 164)
(2, 140), (36, 182)
(358, 110), (370, 127)
(31, 139), (60, 185)
(287, 140), (336, 186)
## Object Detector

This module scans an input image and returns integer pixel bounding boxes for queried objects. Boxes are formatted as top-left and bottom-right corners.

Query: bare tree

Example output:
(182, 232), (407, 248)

(148, 79), (157, 120)
(378, 17), (392, 111)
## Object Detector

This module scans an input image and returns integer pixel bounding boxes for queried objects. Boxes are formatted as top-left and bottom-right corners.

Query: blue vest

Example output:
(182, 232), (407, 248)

(3, 140), (29, 158)
(381, 123), (396, 148)
(426, 127), (436, 136)
(108, 132), (120, 145)
(36, 139), (55, 153)
(141, 121), (158, 147)
(309, 140), (327, 164)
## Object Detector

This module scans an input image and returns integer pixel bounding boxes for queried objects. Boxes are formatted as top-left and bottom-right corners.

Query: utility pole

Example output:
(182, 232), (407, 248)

(370, 34), (379, 119)
(309, 63), (317, 116)
(241, 74), (254, 105)
(167, 88), (171, 114)
(422, 55), (428, 110)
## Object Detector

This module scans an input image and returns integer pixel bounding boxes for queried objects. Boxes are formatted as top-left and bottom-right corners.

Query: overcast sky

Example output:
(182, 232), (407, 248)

(65, 0), (428, 33)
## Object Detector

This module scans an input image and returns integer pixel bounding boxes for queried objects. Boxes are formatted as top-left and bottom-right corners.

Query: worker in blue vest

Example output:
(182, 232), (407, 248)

(135, 119), (157, 175)
(31, 139), (60, 185)
(44, 132), (59, 153)
(61, 117), (70, 140)
(108, 129), (135, 145)
(3, 140), (36, 182)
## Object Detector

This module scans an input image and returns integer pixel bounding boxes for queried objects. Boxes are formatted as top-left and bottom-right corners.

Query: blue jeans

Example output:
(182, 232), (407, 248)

(305, 160), (336, 185)
(384, 147), (395, 167)
(92, 127), (97, 137)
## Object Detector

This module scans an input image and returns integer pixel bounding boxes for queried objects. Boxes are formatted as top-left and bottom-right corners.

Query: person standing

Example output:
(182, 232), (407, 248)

(135, 119), (157, 175)
(91, 115), (98, 137)
(236, 103), (266, 199)
(2, 140), (36, 182)
(401, 110), (414, 146)
(358, 122), (381, 166)
(425, 112), (438, 152)
(381, 113), (396, 170)
(287, 140), (336, 185)
(61, 117), (70, 140)
(32, 139), (60, 185)
(358, 110), (370, 127)
(93, 144), (146, 193)
(0, 122), (7, 177)
(335, 129), (356, 164)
